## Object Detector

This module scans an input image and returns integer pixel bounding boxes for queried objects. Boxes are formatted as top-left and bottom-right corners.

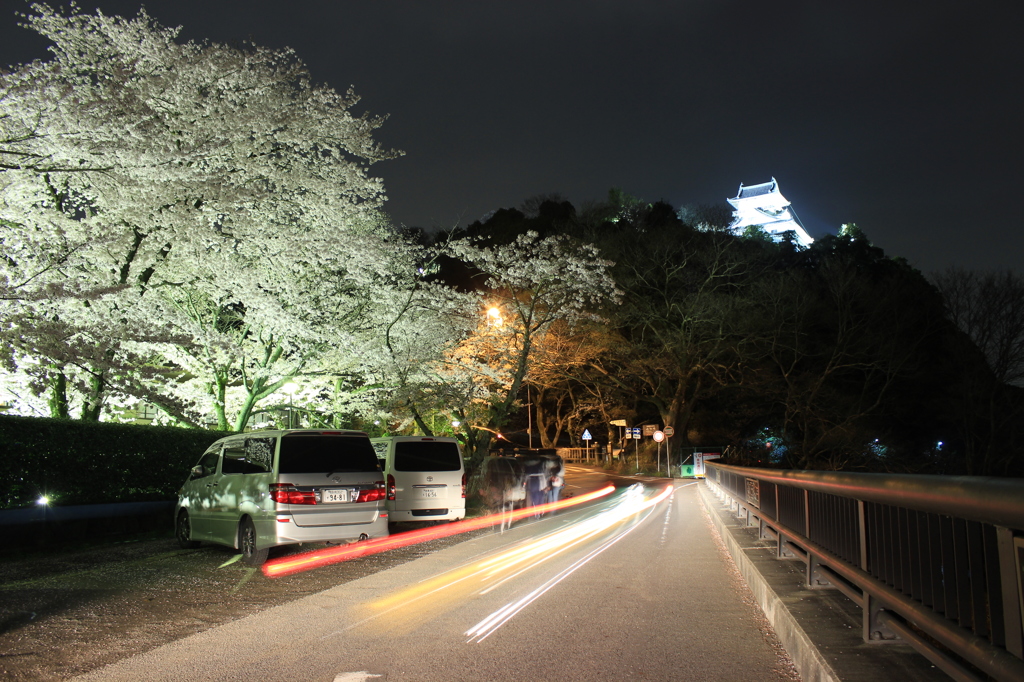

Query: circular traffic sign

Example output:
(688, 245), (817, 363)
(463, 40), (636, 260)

(653, 430), (665, 442)
(663, 426), (675, 437)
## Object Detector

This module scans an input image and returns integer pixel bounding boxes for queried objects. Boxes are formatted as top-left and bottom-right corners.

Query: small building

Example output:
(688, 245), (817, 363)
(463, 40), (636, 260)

(727, 178), (814, 247)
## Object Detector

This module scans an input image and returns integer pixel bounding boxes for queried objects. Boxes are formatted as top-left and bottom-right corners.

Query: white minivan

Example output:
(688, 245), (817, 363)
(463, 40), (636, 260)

(175, 429), (388, 566)
(370, 436), (466, 523)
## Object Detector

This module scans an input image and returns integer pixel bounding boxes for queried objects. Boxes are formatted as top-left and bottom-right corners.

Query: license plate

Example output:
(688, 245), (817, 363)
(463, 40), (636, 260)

(420, 488), (439, 499)
(322, 489), (348, 503)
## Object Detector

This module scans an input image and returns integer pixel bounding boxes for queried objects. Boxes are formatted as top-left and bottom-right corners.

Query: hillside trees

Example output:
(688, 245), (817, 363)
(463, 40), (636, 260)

(578, 213), (765, 457)
(932, 268), (1024, 475)
(0, 5), (397, 426)
(750, 230), (949, 469)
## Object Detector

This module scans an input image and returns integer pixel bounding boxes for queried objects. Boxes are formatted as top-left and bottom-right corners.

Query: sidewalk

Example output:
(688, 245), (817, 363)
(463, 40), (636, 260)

(696, 480), (941, 682)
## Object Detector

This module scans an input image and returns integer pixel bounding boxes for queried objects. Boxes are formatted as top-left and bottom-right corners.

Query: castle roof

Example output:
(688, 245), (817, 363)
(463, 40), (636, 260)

(733, 178), (778, 200)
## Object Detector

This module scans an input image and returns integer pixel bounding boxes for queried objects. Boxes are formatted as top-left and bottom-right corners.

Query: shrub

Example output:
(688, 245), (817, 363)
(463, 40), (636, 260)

(0, 415), (227, 508)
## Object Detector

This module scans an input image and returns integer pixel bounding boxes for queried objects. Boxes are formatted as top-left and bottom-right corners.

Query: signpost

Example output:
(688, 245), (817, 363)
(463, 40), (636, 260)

(630, 427), (641, 470)
(582, 428), (592, 460)
(653, 430), (665, 473)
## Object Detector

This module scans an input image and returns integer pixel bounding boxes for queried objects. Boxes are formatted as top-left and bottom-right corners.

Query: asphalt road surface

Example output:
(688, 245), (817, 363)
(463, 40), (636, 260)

(74, 474), (798, 681)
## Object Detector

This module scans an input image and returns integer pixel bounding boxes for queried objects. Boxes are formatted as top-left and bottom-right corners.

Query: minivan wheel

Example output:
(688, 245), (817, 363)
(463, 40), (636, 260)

(175, 510), (200, 549)
(239, 518), (269, 566)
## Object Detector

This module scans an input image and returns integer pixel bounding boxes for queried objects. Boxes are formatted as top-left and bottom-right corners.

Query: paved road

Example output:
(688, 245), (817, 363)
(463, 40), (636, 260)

(75, 477), (798, 681)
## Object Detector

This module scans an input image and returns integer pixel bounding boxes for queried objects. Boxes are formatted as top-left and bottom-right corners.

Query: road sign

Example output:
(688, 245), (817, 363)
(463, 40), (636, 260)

(664, 426), (675, 437)
(582, 429), (592, 440)
(631, 427), (641, 439)
(642, 424), (657, 436)
(652, 430), (665, 443)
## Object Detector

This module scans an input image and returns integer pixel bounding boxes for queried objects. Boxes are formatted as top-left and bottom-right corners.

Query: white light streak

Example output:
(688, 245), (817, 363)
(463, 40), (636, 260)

(465, 483), (673, 642)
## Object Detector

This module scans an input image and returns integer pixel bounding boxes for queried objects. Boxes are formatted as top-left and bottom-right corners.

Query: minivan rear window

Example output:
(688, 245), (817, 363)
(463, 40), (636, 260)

(394, 441), (461, 472)
(278, 434), (381, 474)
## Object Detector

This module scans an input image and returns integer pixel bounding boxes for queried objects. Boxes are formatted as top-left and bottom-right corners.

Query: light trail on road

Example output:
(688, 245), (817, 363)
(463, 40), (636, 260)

(263, 483), (617, 578)
(465, 483), (673, 641)
(340, 483), (674, 639)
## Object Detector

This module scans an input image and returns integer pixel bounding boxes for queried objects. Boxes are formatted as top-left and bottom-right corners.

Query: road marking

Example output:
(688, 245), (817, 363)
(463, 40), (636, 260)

(333, 673), (381, 682)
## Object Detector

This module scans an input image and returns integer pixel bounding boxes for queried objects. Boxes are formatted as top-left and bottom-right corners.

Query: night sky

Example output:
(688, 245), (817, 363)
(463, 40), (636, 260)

(3, 1), (1022, 275)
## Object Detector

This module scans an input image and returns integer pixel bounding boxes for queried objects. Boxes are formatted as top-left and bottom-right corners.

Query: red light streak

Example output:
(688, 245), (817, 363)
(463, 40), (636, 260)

(262, 483), (617, 578)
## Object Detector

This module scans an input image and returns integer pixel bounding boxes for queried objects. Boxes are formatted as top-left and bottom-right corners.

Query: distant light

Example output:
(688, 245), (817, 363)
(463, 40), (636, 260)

(374, 420), (381, 426)
(451, 420), (461, 428)
(37, 496), (49, 506)
(937, 441), (943, 448)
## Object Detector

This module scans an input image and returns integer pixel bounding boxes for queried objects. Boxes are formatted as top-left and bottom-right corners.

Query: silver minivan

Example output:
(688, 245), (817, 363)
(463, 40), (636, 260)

(370, 436), (466, 523)
(175, 429), (388, 565)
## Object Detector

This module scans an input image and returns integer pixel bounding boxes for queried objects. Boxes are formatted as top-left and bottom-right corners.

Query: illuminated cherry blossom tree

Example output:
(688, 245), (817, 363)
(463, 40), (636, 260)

(1, 4), (397, 425)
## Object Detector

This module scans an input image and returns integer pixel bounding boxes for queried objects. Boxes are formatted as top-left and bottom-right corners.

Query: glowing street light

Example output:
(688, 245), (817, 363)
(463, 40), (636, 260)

(486, 306), (503, 327)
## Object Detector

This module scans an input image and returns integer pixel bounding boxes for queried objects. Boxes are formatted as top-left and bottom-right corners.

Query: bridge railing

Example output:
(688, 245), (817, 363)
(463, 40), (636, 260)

(705, 462), (1024, 682)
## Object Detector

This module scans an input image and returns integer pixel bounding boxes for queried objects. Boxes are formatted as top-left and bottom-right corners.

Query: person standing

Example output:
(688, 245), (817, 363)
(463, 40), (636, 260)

(545, 455), (565, 508)
(521, 454), (548, 517)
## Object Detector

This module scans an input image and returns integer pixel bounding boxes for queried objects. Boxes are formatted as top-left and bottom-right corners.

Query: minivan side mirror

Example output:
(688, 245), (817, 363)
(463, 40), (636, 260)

(190, 464), (205, 479)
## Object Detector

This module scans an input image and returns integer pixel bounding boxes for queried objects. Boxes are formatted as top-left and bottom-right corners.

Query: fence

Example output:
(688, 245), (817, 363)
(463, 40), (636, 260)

(705, 462), (1024, 682)
(557, 447), (604, 464)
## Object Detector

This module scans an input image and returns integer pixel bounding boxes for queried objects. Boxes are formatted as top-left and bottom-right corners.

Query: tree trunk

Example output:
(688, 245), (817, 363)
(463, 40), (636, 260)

(47, 368), (70, 419)
(80, 370), (105, 421)
(234, 377), (267, 433)
(207, 371), (229, 431)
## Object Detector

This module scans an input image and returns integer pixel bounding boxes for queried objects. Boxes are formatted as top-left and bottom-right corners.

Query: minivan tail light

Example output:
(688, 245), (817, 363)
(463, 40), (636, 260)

(356, 481), (387, 503)
(461, 472), (466, 498)
(270, 483), (316, 505)
(386, 474), (396, 501)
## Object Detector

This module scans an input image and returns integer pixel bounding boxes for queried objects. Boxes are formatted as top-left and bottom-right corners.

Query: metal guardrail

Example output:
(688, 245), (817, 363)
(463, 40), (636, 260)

(704, 462), (1024, 682)
(558, 447), (602, 463)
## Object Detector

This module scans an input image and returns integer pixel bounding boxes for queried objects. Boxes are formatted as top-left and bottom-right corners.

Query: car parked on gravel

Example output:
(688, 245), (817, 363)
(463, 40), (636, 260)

(175, 429), (388, 565)
(371, 436), (466, 524)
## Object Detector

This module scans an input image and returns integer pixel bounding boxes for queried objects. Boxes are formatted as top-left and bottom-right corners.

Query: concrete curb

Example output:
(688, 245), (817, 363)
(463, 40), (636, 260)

(0, 500), (173, 525)
(0, 501), (175, 548)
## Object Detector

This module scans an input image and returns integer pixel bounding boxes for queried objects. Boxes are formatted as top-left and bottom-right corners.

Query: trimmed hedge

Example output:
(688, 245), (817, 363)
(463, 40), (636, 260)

(0, 414), (229, 509)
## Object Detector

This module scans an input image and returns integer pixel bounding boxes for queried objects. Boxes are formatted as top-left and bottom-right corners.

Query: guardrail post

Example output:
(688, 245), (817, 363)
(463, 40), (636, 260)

(996, 526), (1024, 658)
(803, 488), (811, 539)
(865, 601), (899, 643)
(807, 554), (832, 589)
(858, 499), (868, 572)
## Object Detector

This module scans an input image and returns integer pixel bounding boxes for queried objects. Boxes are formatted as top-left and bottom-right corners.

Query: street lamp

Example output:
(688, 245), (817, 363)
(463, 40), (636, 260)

(486, 306), (503, 327)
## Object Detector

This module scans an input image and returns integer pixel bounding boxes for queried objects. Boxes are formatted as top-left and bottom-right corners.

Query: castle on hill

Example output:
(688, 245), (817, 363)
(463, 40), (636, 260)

(727, 178), (814, 247)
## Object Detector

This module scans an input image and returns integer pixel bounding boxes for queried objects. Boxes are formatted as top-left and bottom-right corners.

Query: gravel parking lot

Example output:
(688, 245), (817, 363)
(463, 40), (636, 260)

(0, 524), (488, 680)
